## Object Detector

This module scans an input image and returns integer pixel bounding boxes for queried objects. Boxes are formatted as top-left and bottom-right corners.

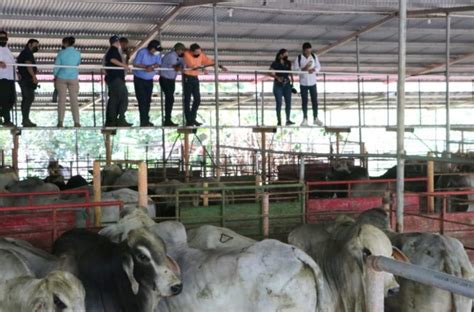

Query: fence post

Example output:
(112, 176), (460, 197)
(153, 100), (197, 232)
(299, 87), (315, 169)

(262, 192), (269, 238)
(427, 151), (435, 213)
(203, 182), (209, 207)
(93, 160), (102, 226)
(255, 174), (262, 200)
(383, 191), (391, 212)
(11, 129), (19, 175)
(138, 161), (148, 209)
(0, 149), (4, 167)
(299, 155), (305, 183)
(441, 195), (447, 235)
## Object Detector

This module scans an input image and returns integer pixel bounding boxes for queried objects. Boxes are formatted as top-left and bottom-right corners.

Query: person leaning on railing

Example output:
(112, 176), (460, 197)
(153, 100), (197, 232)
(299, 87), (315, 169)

(53, 36), (81, 128)
(0, 30), (16, 128)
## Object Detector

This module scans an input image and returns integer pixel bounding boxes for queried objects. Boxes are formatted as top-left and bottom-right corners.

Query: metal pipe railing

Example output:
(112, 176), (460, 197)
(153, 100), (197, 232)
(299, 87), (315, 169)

(367, 255), (474, 299)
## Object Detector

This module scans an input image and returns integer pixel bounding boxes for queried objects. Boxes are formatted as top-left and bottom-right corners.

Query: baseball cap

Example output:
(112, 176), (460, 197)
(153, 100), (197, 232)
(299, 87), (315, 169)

(109, 35), (120, 45)
(148, 40), (163, 51)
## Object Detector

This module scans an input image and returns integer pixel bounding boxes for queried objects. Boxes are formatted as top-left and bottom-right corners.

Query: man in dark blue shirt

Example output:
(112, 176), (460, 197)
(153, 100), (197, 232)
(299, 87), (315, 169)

(17, 39), (39, 127)
(104, 36), (131, 127)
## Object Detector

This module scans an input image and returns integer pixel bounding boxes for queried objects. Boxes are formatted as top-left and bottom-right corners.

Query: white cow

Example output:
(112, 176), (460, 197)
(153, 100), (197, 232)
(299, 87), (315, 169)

(0, 270), (85, 312)
(289, 221), (399, 312)
(100, 208), (334, 312)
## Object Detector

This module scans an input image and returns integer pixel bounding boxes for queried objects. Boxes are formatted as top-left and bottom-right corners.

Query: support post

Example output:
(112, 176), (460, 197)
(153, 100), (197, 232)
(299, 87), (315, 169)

(261, 132), (266, 181)
(0, 149), (4, 167)
(262, 192), (270, 238)
(138, 162), (148, 209)
(184, 132), (190, 182)
(213, 4), (221, 180)
(299, 155), (305, 183)
(427, 152), (435, 213)
(11, 129), (20, 174)
(202, 147), (207, 178)
(255, 174), (262, 200)
(93, 160), (102, 227)
(396, 0), (407, 233)
(445, 13), (451, 154)
(102, 130), (115, 166)
(356, 36), (363, 150)
(203, 182), (209, 207)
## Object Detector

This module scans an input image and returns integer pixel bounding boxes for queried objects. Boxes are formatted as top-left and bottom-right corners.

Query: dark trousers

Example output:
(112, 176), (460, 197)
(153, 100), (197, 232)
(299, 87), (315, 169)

(134, 77), (154, 124)
(0, 79), (15, 123)
(106, 78), (129, 125)
(273, 82), (292, 123)
(183, 75), (201, 123)
(19, 80), (35, 121)
(159, 77), (176, 121)
(300, 84), (318, 119)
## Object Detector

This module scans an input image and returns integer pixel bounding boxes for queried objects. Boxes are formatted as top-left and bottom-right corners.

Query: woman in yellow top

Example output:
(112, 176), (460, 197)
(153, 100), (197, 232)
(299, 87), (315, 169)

(182, 43), (226, 127)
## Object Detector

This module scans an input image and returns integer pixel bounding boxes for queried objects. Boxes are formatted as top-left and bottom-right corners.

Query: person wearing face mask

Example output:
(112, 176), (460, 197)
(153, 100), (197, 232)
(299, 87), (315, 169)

(0, 30), (16, 127)
(269, 49), (295, 126)
(53, 36), (81, 128)
(104, 35), (131, 127)
(182, 43), (227, 127)
(17, 38), (40, 127)
(132, 40), (162, 127)
(159, 42), (186, 127)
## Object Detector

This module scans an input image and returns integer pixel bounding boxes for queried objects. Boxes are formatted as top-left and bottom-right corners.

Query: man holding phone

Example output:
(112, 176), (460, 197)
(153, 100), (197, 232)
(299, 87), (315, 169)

(293, 42), (323, 127)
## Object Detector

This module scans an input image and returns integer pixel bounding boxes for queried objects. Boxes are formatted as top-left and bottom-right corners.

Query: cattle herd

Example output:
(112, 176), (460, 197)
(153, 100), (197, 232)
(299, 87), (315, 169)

(0, 163), (472, 311)
(0, 205), (471, 311)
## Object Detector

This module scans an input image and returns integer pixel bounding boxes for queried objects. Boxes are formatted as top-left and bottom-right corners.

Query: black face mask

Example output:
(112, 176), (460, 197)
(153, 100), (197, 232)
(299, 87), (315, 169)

(193, 54), (201, 58)
(61, 45), (66, 50)
(282, 56), (288, 61)
(31, 47), (39, 53)
(0, 42), (6, 48)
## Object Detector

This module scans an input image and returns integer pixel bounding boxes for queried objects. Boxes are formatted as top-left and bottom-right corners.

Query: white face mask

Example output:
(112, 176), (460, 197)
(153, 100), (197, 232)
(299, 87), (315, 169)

(154, 51), (160, 56)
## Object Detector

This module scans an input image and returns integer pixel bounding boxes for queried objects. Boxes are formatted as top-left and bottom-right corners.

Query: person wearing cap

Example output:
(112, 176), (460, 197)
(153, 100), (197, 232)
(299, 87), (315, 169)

(159, 42), (186, 127)
(182, 43), (227, 127)
(293, 42), (323, 127)
(0, 30), (16, 127)
(53, 36), (81, 128)
(132, 40), (162, 127)
(104, 35), (131, 127)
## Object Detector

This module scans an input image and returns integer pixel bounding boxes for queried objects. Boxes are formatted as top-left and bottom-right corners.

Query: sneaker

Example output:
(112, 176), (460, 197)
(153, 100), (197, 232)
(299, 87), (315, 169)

(22, 120), (37, 127)
(57, 122), (63, 128)
(301, 118), (308, 126)
(74, 123), (81, 128)
(163, 120), (178, 127)
(140, 121), (155, 127)
(286, 120), (295, 126)
(3, 121), (15, 128)
(117, 119), (133, 127)
(193, 120), (202, 127)
(314, 117), (323, 127)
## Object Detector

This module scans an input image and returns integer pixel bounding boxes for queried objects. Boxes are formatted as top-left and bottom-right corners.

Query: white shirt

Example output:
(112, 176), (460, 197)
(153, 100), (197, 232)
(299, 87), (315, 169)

(293, 53), (321, 87)
(0, 46), (15, 80)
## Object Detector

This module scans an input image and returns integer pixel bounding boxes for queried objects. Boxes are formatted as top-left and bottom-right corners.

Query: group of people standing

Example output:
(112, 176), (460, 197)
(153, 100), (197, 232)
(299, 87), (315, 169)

(0, 30), (322, 128)
(270, 42), (323, 127)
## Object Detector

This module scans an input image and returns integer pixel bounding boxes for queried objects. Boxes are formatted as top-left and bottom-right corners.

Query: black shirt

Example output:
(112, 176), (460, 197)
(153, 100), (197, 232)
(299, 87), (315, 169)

(105, 46), (125, 82)
(270, 60), (291, 84)
(17, 48), (37, 81)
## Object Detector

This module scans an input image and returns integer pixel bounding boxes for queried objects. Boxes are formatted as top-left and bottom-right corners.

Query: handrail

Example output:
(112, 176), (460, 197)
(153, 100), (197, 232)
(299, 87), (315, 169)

(176, 183), (304, 193)
(306, 177), (427, 186)
(0, 189), (90, 198)
(367, 255), (474, 299)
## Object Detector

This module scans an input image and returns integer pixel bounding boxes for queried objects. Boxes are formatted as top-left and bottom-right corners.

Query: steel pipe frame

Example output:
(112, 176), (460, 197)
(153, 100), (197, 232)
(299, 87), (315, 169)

(396, 0), (407, 233)
(213, 4), (221, 179)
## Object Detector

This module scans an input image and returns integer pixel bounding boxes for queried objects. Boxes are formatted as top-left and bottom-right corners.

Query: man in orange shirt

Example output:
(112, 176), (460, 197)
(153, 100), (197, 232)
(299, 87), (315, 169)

(183, 43), (226, 126)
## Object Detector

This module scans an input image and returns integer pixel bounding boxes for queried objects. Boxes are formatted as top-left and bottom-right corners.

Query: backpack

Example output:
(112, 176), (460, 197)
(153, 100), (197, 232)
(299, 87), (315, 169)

(298, 53), (316, 68)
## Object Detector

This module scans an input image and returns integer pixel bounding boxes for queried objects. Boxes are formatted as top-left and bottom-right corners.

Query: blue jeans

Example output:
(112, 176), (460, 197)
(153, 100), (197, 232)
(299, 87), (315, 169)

(300, 84), (318, 119)
(273, 82), (292, 123)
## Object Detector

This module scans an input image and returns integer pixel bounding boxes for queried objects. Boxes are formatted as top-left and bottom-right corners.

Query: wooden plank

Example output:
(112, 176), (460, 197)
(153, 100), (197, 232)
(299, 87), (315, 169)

(252, 126), (277, 134)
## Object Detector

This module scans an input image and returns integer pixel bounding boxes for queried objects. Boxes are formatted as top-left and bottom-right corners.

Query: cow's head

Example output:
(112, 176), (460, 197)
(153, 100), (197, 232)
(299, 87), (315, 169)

(347, 224), (399, 296)
(30, 270), (85, 312)
(122, 227), (182, 298)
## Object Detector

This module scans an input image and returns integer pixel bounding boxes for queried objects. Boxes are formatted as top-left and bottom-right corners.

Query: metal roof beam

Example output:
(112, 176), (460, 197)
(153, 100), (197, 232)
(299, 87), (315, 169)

(409, 52), (474, 76)
(316, 14), (396, 56)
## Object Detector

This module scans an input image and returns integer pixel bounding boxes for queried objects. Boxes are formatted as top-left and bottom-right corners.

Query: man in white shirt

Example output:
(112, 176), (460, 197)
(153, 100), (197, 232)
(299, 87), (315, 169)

(293, 42), (323, 126)
(0, 30), (16, 127)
